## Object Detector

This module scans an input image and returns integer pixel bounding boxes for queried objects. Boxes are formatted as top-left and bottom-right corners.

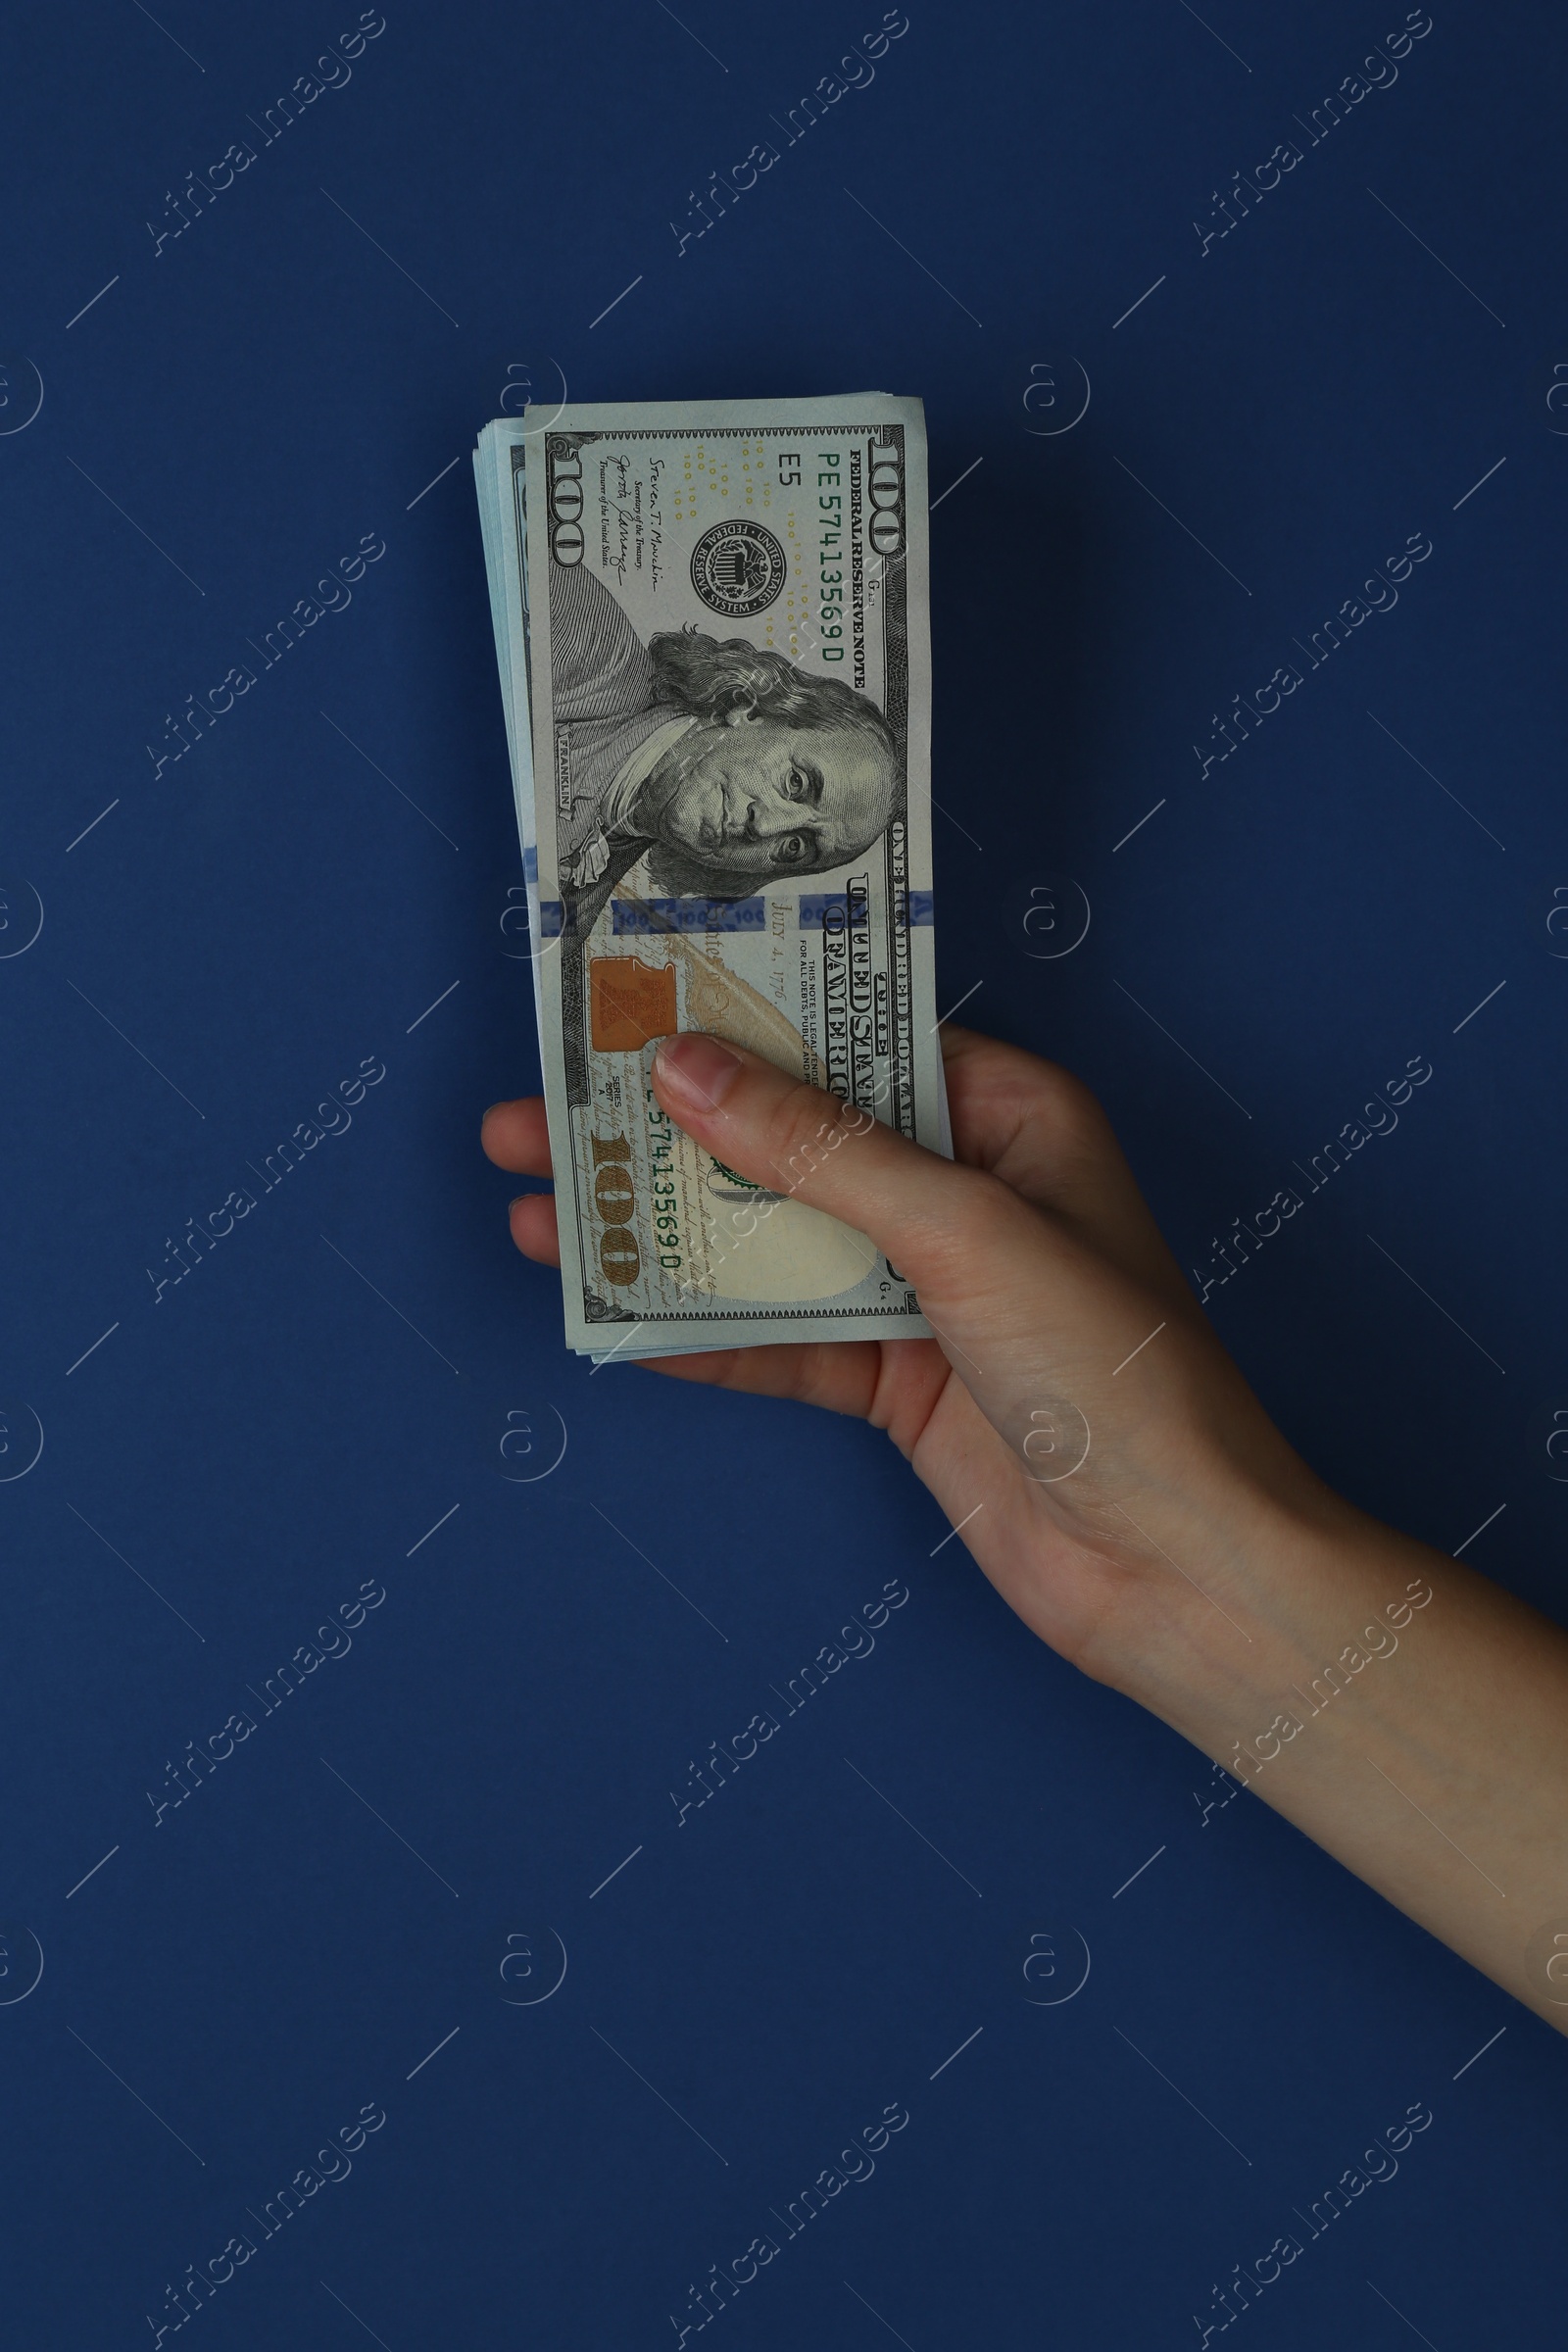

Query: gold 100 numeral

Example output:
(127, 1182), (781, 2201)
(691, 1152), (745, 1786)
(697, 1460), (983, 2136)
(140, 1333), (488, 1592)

(589, 1134), (641, 1287)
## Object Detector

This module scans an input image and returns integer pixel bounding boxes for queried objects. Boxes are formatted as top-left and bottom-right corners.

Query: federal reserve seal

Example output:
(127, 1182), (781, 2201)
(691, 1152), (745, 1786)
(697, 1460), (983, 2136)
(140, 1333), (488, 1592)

(690, 519), (787, 617)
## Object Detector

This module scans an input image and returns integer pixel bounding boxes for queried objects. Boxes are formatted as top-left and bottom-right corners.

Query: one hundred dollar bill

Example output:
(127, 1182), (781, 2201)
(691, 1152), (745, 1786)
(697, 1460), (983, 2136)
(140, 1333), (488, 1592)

(475, 395), (944, 1357)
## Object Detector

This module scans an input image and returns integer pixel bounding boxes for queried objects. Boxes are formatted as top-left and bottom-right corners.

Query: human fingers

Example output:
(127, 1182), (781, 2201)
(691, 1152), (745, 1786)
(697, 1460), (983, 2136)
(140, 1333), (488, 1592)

(939, 1028), (1200, 1321)
(651, 1032), (1032, 1308)
(481, 1098), (553, 1177)
(508, 1191), (561, 1266)
(941, 1025), (1117, 1196)
(639, 1334), (956, 1449)
(639, 1339), (886, 1417)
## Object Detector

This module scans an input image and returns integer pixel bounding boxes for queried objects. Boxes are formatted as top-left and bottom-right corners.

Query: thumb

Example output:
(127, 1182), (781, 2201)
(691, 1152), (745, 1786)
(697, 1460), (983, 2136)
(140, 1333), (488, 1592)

(651, 1031), (1218, 1517)
(651, 1029), (1027, 1295)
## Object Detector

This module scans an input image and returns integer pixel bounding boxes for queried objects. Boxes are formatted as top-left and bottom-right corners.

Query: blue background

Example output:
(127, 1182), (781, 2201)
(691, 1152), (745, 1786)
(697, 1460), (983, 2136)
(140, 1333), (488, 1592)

(3, 2), (1565, 2345)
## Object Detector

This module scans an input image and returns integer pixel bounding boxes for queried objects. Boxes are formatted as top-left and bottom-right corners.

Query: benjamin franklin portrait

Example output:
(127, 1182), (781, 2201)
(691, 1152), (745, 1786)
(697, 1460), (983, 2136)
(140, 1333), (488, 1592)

(549, 564), (897, 932)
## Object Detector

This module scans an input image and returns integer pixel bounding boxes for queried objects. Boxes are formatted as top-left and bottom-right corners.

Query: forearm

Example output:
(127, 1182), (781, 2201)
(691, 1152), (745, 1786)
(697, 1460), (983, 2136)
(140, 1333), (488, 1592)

(1107, 1483), (1568, 2028)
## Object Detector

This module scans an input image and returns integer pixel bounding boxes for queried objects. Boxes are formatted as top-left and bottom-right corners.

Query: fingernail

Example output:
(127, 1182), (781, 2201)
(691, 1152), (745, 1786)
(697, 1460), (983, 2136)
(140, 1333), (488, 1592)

(482, 1101), (509, 1122)
(655, 1031), (743, 1113)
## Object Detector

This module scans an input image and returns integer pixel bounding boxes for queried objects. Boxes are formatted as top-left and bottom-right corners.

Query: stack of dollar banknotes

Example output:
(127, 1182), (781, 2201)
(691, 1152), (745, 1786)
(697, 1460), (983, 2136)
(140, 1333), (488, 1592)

(473, 396), (948, 1360)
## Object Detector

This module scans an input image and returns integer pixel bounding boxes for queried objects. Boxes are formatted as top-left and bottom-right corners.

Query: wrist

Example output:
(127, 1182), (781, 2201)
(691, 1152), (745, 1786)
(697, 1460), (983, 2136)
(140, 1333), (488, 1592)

(1084, 1468), (1416, 1754)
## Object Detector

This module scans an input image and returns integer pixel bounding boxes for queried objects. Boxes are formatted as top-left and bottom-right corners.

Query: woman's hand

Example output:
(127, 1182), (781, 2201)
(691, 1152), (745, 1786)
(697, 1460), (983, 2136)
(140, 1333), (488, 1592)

(483, 1027), (1568, 2030)
(484, 1028), (1342, 1677)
